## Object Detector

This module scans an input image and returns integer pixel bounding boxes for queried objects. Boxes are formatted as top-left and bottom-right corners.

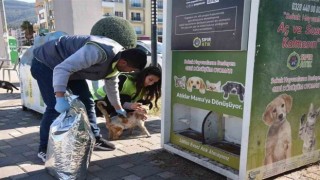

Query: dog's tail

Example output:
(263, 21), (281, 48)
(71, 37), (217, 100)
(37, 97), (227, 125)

(96, 101), (112, 126)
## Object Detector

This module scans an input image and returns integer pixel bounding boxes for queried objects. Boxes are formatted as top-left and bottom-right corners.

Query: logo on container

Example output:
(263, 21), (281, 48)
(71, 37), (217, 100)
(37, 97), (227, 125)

(287, 51), (313, 70)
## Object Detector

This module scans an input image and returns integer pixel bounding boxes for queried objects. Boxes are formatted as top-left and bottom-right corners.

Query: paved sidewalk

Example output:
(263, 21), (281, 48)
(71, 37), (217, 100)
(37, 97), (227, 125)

(0, 71), (320, 180)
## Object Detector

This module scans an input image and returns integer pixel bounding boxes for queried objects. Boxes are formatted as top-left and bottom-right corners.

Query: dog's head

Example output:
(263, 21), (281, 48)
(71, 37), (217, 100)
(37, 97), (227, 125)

(262, 94), (293, 126)
(223, 82), (245, 95)
(126, 105), (149, 121)
(186, 76), (206, 94)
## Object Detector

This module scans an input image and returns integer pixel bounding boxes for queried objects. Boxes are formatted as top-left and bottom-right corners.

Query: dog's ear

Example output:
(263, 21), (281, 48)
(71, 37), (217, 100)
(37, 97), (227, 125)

(263, 104), (274, 126)
(199, 79), (206, 94)
(309, 103), (314, 113)
(222, 82), (230, 91)
(281, 94), (293, 113)
(200, 79), (206, 89)
(182, 76), (186, 81)
(241, 85), (245, 94)
(316, 107), (320, 116)
(186, 78), (192, 92)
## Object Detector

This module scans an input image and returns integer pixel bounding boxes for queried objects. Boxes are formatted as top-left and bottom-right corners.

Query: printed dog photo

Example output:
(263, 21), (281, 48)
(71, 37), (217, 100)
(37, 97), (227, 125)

(221, 81), (245, 102)
(262, 94), (292, 165)
(174, 75), (186, 89)
(186, 76), (206, 94)
(206, 80), (221, 92)
(299, 103), (320, 154)
(96, 101), (151, 140)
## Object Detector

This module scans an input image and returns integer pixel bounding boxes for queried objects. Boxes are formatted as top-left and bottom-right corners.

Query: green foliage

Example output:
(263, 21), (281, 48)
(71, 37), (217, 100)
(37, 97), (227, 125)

(90, 16), (137, 49)
(20, 21), (34, 46)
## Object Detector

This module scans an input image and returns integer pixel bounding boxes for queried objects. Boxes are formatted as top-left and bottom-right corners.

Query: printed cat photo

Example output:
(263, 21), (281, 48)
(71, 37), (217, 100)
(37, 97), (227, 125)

(206, 80), (221, 92)
(299, 103), (320, 154)
(174, 76), (186, 89)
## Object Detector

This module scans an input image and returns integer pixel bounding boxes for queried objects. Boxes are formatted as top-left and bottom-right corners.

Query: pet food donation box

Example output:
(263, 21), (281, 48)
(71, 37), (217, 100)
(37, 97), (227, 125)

(161, 0), (320, 179)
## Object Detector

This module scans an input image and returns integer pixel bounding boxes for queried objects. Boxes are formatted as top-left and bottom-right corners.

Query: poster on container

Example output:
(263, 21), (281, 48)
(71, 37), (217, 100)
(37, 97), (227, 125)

(170, 51), (246, 169)
(246, 0), (320, 179)
(171, 0), (244, 50)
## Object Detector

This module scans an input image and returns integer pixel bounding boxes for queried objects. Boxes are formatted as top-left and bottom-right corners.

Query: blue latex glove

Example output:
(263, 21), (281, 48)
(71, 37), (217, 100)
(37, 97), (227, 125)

(116, 109), (127, 117)
(55, 97), (70, 113)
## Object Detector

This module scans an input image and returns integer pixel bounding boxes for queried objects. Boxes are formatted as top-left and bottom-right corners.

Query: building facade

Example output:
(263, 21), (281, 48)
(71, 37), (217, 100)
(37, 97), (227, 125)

(101, 0), (163, 40)
(35, 0), (55, 34)
(34, 0), (163, 40)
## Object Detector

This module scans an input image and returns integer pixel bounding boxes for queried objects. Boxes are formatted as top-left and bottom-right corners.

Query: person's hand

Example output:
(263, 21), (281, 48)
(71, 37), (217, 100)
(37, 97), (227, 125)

(130, 103), (143, 110)
(116, 109), (127, 117)
(55, 97), (70, 113)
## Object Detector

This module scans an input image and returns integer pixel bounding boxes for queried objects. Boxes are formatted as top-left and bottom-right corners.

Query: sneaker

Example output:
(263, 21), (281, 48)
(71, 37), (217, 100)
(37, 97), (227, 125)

(37, 148), (47, 163)
(94, 137), (116, 151)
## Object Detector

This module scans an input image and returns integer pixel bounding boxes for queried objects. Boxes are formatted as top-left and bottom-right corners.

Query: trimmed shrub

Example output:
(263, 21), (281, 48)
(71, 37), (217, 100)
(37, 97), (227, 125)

(90, 16), (137, 49)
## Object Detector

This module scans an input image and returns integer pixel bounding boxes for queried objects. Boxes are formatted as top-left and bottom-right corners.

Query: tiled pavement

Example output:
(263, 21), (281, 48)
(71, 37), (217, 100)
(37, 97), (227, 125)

(0, 72), (320, 180)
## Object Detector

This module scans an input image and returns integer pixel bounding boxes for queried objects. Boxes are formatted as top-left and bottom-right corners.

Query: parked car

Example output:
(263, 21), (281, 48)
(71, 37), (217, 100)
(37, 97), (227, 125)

(136, 40), (163, 67)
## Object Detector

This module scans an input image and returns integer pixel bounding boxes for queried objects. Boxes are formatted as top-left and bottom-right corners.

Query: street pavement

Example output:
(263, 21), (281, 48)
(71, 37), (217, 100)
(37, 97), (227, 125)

(0, 71), (320, 180)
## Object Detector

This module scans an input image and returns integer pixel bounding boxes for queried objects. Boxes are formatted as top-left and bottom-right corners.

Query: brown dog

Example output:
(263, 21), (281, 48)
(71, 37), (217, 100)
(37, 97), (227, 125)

(262, 94), (292, 165)
(96, 101), (151, 140)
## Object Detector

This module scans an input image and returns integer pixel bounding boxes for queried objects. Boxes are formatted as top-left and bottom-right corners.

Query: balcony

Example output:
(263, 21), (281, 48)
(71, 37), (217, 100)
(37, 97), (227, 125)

(131, 17), (143, 22)
(130, 3), (143, 8)
(102, 0), (123, 2)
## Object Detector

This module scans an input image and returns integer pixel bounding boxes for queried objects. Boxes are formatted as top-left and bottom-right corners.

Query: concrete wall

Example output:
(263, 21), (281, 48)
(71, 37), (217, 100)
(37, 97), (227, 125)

(54, 0), (103, 35)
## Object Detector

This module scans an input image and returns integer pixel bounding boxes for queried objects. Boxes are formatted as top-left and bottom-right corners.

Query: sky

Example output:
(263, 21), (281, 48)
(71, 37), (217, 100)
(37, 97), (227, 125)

(17, 0), (35, 3)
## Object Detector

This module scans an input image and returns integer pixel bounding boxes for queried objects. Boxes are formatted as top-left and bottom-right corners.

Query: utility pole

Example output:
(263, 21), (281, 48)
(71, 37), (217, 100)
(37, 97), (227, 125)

(0, 0), (8, 59)
(151, 0), (157, 66)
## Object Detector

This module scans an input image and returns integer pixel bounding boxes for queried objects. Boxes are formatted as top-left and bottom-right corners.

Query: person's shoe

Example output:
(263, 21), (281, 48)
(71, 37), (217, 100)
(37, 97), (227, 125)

(94, 136), (116, 151)
(37, 148), (47, 163)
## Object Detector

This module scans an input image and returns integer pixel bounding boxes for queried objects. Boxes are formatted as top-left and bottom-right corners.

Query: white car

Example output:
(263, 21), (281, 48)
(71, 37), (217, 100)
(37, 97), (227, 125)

(136, 40), (163, 67)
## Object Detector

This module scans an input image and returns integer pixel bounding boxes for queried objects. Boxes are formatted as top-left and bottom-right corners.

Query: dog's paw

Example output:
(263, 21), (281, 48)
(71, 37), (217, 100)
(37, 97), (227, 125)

(146, 134), (151, 138)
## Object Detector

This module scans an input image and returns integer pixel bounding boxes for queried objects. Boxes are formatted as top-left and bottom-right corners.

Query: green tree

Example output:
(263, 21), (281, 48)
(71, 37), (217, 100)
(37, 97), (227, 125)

(20, 21), (34, 46)
(90, 16), (137, 49)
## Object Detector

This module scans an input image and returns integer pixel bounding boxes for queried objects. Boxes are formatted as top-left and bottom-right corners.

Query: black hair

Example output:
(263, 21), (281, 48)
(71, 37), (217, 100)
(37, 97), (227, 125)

(120, 48), (147, 70)
(132, 66), (162, 109)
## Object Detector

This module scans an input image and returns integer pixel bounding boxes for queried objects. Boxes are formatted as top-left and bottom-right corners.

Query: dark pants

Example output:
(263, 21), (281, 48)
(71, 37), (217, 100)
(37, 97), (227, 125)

(30, 58), (100, 150)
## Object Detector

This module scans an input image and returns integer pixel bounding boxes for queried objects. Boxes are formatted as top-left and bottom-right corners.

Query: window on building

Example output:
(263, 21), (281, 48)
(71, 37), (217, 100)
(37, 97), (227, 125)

(130, 0), (142, 7)
(158, 0), (163, 9)
(39, 13), (45, 20)
(157, 27), (163, 35)
(115, 11), (123, 17)
(131, 12), (141, 21)
(157, 14), (163, 23)
(134, 26), (142, 35)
